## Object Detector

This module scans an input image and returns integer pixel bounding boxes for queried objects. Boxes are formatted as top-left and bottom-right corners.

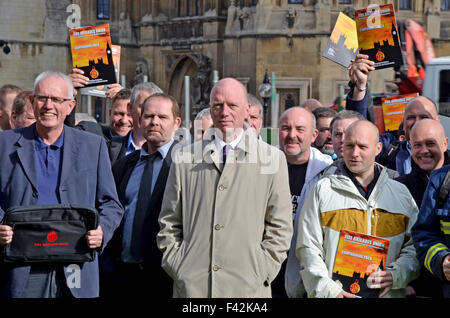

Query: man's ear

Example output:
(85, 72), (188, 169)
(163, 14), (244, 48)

(375, 141), (382, 156)
(68, 99), (76, 114)
(175, 116), (182, 129)
(311, 128), (319, 143)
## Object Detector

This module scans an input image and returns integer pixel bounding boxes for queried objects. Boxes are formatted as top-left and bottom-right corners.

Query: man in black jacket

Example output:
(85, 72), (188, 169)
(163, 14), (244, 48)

(99, 93), (181, 298)
(396, 119), (449, 298)
(76, 89), (132, 165)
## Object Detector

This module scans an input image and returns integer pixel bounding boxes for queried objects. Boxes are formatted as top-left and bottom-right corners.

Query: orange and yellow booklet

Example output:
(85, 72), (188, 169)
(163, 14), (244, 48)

(381, 93), (418, 131)
(332, 230), (390, 298)
(322, 12), (358, 68)
(355, 4), (403, 69)
(70, 24), (117, 88)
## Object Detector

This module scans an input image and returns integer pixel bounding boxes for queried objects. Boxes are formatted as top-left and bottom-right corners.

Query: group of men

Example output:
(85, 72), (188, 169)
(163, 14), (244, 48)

(0, 56), (449, 299)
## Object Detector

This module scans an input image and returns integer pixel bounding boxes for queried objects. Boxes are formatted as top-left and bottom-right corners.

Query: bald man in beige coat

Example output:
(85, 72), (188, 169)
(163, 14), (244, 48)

(157, 78), (293, 298)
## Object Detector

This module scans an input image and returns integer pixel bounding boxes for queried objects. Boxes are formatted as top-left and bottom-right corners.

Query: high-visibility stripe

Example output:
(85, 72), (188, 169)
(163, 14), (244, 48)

(440, 220), (450, 234)
(424, 243), (449, 274)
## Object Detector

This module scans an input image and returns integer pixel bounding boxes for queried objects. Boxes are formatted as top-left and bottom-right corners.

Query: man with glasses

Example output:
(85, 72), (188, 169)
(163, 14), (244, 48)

(0, 71), (123, 298)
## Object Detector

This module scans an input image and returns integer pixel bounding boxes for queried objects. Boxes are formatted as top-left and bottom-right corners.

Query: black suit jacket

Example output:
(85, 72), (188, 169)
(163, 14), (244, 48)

(76, 121), (128, 166)
(108, 132), (128, 166)
(100, 141), (176, 297)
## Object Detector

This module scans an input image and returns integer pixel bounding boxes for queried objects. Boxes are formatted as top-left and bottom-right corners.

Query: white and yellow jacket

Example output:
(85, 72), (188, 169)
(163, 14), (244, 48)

(296, 162), (420, 298)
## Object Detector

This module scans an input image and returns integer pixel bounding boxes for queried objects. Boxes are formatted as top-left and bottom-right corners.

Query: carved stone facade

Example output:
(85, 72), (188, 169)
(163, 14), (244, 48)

(1, 0), (450, 123)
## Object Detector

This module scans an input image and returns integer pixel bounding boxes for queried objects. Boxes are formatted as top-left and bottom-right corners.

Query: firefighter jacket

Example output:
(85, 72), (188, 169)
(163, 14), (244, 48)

(411, 164), (450, 296)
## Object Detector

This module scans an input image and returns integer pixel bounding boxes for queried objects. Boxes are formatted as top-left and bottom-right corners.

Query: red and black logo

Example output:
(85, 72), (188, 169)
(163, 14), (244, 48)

(46, 230), (58, 242)
(34, 230), (68, 247)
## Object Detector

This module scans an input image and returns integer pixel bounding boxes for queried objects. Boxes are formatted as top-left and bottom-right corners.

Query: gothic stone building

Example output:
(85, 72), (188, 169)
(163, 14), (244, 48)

(1, 0), (449, 124)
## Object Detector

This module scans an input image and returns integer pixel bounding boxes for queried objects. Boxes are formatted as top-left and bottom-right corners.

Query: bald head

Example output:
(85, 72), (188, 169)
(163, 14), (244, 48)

(346, 120), (380, 145)
(411, 118), (446, 140)
(410, 119), (448, 173)
(210, 78), (248, 103)
(301, 98), (322, 112)
(403, 96), (439, 140)
(405, 96), (438, 116)
(279, 106), (316, 129)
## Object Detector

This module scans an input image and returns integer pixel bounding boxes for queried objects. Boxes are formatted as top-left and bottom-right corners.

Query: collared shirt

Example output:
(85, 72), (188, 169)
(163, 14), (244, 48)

(214, 130), (244, 159)
(33, 126), (64, 205)
(121, 139), (174, 263)
(344, 164), (381, 200)
(125, 131), (140, 156)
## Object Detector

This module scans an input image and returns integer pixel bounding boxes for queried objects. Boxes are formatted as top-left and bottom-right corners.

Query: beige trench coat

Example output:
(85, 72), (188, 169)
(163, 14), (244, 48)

(157, 127), (293, 298)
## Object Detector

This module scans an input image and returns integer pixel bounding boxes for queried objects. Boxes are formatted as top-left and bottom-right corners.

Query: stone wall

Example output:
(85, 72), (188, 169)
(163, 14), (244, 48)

(1, 0), (450, 121)
(0, 0), (71, 88)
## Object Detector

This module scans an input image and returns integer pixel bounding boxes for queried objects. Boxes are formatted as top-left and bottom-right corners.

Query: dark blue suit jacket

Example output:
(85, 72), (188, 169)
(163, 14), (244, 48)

(0, 124), (124, 298)
(99, 142), (176, 297)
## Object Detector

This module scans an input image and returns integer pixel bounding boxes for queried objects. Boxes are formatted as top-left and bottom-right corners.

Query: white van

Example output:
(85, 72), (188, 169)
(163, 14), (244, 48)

(422, 56), (450, 138)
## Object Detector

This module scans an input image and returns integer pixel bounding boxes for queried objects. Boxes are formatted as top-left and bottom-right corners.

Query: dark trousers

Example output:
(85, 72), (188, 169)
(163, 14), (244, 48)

(100, 262), (173, 298)
(21, 265), (72, 298)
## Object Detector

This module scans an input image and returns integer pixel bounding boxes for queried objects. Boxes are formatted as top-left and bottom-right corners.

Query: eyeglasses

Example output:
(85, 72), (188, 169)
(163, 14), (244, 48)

(34, 95), (72, 105)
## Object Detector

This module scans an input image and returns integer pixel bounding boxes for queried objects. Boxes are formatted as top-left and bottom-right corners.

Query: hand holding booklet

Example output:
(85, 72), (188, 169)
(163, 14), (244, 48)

(332, 230), (390, 298)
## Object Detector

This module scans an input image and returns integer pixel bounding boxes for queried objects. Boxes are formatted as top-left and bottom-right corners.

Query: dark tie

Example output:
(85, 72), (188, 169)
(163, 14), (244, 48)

(222, 144), (231, 163)
(130, 152), (160, 261)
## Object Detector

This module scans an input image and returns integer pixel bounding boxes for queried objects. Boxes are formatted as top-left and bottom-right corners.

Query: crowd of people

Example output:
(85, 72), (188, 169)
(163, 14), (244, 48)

(0, 53), (448, 299)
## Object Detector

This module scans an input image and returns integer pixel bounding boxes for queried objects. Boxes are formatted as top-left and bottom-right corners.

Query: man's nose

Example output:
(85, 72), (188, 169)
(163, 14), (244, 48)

(351, 147), (360, 157)
(221, 104), (231, 116)
(417, 144), (428, 154)
(151, 115), (161, 125)
(287, 128), (296, 138)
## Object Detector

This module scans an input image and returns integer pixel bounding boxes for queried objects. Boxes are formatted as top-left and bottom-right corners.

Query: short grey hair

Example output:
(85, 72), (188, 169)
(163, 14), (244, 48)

(312, 107), (337, 120)
(130, 82), (163, 108)
(195, 107), (211, 121)
(329, 110), (365, 134)
(247, 93), (263, 117)
(33, 71), (74, 99)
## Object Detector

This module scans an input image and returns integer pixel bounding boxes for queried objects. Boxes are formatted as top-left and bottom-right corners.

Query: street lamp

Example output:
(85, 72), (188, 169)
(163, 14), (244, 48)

(258, 70), (271, 127)
(0, 40), (11, 54)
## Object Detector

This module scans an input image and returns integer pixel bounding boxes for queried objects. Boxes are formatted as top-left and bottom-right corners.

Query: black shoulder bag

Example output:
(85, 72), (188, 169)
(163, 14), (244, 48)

(1, 204), (98, 263)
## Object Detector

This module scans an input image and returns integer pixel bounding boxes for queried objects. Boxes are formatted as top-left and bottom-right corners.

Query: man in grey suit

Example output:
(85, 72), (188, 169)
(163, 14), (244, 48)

(157, 77), (293, 298)
(0, 71), (123, 298)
